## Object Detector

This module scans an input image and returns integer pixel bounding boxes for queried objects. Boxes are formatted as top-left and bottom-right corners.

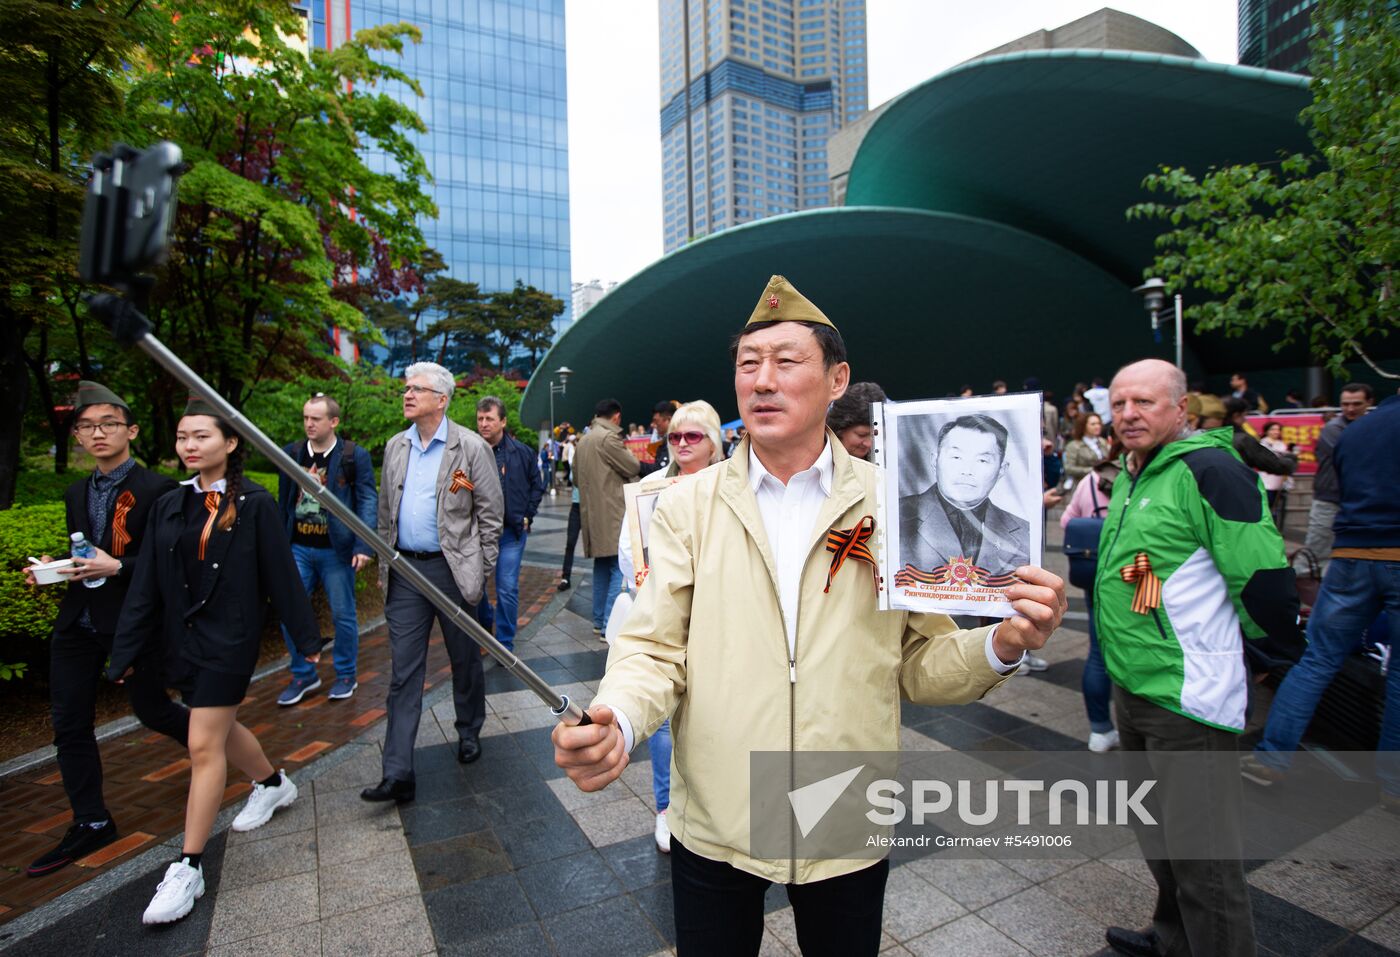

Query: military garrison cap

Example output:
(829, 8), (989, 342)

(75, 380), (130, 412)
(182, 395), (222, 418)
(745, 275), (836, 330)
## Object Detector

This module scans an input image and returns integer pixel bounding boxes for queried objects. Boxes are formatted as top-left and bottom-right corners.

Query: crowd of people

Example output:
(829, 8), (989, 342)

(17, 275), (1397, 954)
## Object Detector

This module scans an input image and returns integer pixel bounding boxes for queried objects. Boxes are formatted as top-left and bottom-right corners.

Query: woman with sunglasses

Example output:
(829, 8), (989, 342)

(108, 398), (322, 925)
(614, 400), (725, 853)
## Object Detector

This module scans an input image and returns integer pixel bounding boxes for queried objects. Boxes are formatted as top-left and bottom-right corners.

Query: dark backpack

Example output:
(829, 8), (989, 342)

(1062, 479), (1108, 591)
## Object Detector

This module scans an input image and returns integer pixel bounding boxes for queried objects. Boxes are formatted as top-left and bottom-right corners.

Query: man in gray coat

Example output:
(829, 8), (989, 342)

(362, 362), (504, 803)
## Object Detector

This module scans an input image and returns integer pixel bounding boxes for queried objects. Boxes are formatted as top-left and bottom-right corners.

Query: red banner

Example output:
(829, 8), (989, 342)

(1246, 413), (1327, 475)
(625, 435), (659, 464)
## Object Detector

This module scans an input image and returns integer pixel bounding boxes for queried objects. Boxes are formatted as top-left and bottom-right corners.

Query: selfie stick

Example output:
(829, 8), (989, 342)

(80, 143), (590, 727)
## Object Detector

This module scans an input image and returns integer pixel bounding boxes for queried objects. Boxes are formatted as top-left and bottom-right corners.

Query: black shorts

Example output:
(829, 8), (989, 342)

(175, 667), (251, 708)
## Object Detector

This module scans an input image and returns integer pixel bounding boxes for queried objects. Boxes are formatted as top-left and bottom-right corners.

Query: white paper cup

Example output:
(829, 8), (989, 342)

(30, 559), (75, 585)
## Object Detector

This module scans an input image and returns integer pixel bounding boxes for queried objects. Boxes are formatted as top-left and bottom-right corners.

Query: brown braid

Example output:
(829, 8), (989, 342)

(211, 417), (245, 531)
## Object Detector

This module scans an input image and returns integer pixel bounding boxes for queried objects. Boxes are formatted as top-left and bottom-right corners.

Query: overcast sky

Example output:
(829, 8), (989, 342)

(563, 1), (1238, 287)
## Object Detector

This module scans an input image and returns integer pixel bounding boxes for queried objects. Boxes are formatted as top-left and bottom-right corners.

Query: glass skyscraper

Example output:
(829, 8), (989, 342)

(659, 0), (868, 253)
(1238, 0), (1319, 74)
(309, 0), (573, 345)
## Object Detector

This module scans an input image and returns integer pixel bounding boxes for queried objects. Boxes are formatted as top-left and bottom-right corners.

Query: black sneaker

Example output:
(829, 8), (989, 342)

(27, 819), (118, 877)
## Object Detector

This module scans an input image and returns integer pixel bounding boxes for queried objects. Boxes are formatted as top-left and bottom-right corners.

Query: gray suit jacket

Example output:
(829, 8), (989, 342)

(898, 485), (1029, 577)
(379, 417), (504, 605)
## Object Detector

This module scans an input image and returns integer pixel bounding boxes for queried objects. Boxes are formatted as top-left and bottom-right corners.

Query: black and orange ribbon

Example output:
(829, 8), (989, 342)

(824, 515), (879, 594)
(450, 469), (474, 494)
(893, 560), (1018, 590)
(197, 491), (221, 561)
(110, 490), (135, 557)
(1119, 551), (1162, 614)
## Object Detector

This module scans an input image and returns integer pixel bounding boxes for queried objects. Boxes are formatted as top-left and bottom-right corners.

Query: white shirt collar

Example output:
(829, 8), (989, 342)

(307, 436), (338, 457)
(747, 440), (834, 496)
(181, 476), (228, 494)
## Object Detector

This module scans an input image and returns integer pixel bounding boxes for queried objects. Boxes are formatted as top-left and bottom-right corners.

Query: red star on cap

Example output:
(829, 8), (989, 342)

(767, 295), (780, 309)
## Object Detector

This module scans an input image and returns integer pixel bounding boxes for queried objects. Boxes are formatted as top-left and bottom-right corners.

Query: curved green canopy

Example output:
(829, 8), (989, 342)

(845, 50), (1312, 283)
(522, 208), (1149, 426)
(524, 51), (1318, 429)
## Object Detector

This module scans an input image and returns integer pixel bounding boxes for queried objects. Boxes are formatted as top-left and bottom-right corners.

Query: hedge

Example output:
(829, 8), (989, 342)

(0, 503), (68, 677)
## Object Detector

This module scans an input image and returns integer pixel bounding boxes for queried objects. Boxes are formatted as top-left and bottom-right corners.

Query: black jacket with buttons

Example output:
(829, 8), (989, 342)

(55, 464), (179, 634)
(108, 482), (320, 679)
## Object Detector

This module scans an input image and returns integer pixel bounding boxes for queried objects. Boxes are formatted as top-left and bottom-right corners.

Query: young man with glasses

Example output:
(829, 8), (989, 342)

(275, 393), (378, 705)
(21, 381), (189, 877)
(473, 396), (544, 659)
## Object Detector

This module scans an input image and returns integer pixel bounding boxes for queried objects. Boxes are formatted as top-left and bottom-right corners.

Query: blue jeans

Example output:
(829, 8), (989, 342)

(592, 556), (623, 631)
(649, 719), (671, 812)
(1081, 592), (1114, 733)
(1256, 558), (1400, 795)
(476, 527), (527, 651)
(281, 544), (358, 681)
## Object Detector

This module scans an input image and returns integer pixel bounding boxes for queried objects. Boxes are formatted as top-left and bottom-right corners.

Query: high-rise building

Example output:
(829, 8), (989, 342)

(659, 0), (868, 253)
(572, 279), (617, 319)
(1238, 0), (1319, 74)
(310, 0), (574, 358)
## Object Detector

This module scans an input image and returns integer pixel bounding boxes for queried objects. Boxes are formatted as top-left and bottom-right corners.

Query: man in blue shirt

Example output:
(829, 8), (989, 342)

(474, 396), (545, 656)
(362, 363), (503, 803)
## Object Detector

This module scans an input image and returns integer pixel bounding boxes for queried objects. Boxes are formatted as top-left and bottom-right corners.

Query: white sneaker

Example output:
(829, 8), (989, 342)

(142, 859), (204, 925)
(654, 810), (671, 854)
(231, 771), (298, 832)
(1022, 653), (1048, 672)
(1088, 730), (1121, 753)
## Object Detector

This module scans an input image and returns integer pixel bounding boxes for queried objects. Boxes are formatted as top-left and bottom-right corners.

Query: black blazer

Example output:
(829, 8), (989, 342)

(108, 482), (321, 679)
(55, 465), (179, 634)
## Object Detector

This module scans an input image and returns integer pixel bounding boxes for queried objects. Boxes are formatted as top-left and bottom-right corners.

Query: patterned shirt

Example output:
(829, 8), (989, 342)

(78, 457), (136, 628)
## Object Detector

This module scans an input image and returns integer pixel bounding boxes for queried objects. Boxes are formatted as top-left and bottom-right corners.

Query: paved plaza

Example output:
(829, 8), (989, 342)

(0, 496), (1397, 956)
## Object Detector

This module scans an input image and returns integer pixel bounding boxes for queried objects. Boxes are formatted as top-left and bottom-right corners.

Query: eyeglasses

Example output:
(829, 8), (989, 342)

(667, 431), (707, 447)
(74, 420), (128, 436)
(403, 385), (443, 396)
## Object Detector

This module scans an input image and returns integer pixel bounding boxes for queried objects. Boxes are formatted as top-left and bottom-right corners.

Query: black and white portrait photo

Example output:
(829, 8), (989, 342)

(875, 393), (1043, 616)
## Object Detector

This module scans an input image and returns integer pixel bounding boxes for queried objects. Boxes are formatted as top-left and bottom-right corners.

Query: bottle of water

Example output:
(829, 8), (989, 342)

(69, 532), (106, 588)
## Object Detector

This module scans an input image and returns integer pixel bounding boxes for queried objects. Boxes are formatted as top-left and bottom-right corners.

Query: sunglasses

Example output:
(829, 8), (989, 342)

(667, 431), (707, 447)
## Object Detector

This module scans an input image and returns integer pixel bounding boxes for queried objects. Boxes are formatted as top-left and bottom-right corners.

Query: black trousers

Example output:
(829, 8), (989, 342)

(561, 501), (582, 580)
(670, 838), (889, 957)
(50, 624), (190, 822)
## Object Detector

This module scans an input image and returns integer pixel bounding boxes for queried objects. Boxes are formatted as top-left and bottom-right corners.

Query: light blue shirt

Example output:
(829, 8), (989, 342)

(396, 416), (448, 551)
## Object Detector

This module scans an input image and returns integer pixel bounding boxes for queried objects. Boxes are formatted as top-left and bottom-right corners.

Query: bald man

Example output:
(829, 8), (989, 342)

(1093, 359), (1300, 957)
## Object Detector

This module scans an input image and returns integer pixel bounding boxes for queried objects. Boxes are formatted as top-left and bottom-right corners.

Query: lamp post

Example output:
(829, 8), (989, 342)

(547, 365), (573, 441)
(1133, 277), (1183, 371)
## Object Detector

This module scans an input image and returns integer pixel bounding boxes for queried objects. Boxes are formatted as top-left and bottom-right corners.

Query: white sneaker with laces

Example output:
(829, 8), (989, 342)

(1088, 730), (1121, 753)
(654, 810), (671, 853)
(232, 771), (298, 832)
(142, 859), (204, 925)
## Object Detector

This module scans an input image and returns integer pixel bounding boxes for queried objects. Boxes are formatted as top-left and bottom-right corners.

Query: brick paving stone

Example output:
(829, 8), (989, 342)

(0, 567), (561, 926)
(75, 830), (155, 868)
(21, 810), (71, 835)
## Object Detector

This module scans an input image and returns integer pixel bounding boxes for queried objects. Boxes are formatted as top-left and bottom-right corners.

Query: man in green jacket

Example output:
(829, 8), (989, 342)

(1095, 359), (1300, 957)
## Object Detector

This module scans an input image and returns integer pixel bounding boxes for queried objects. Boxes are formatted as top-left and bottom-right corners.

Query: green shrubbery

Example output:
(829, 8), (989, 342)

(0, 503), (68, 678)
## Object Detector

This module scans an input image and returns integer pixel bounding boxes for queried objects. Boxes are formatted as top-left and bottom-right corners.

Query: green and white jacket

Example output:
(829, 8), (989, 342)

(1093, 429), (1299, 731)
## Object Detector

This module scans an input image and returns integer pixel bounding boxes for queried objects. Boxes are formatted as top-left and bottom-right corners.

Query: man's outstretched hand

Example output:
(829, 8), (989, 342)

(553, 704), (629, 791)
(994, 565), (1067, 664)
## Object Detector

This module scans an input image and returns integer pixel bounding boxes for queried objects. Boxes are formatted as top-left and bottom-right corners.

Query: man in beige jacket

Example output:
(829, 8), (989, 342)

(554, 276), (1066, 955)
(573, 398), (640, 634)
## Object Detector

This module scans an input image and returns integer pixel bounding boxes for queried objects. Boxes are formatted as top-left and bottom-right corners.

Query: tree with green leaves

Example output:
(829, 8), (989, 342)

(425, 275), (490, 369)
(0, 0), (150, 506)
(112, 0), (436, 457)
(486, 280), (564, 374)
(1128, 0), (1398, 379)
(367, 246), (446, 373)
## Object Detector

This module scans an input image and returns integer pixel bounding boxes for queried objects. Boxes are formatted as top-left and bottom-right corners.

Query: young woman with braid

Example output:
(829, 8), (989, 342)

(108, 398), (322, 925)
